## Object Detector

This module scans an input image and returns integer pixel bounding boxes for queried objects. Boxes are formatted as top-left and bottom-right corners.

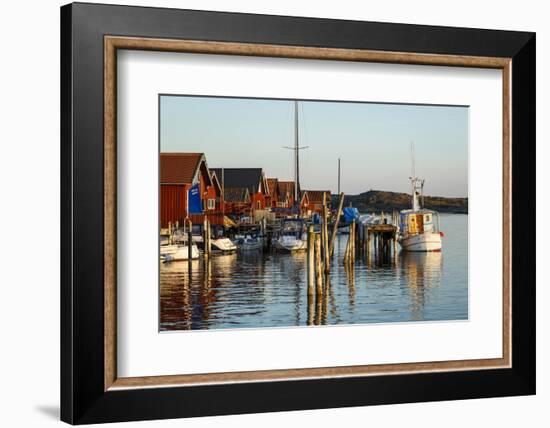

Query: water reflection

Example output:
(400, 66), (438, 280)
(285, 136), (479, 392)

(160, 214), (467, 331)
(400, 251), (443, 320)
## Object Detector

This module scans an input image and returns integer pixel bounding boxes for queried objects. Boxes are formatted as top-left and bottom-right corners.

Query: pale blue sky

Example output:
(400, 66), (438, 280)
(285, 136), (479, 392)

(160, 95), (468, 197)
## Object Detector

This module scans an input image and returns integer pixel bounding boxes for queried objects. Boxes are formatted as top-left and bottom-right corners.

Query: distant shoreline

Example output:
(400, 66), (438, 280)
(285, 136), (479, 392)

(331, 190), (468, 214)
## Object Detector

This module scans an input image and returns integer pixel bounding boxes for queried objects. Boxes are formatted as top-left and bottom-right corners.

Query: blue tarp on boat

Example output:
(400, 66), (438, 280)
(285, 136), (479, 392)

(343, 207), (359, 223)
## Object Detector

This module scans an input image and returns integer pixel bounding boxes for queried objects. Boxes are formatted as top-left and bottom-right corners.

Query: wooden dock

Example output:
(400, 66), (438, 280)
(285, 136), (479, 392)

(361, 223), (398, 261)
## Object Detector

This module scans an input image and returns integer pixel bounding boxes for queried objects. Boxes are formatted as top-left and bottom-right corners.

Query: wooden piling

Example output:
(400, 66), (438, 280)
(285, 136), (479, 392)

(362, 224), (368, 255)
(350, 220), (356, 264)
(187, 220), (193, 275)
(207, 218), (211, 257)
(307, 225), (315, 297)
(322, 193), (330, 273)
(366, 228), (371, 266)
(329, 192), (345, 256)
(203, 218), (209, 259)
(344, 226), (351, 265)
(314, 233), (323, 296)
(307, 294), (314, 326)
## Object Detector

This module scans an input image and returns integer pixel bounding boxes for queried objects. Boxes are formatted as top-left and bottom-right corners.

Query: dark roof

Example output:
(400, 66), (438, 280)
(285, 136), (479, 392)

(210, 168), (263, 194)
(224, 187), (250, 202)
(160, 153), (203, 184)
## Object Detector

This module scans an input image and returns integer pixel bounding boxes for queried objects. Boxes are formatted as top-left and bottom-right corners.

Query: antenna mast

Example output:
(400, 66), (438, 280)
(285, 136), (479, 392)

(409, 142), (424, 211)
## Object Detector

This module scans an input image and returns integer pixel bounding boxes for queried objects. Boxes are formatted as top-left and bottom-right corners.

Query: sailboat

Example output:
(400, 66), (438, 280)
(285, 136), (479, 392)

(273, 100), (308, 252)
(398, 144), (443, 252)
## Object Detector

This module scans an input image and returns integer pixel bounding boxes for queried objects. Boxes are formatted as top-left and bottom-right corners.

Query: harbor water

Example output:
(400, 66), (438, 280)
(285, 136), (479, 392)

(160, 213), (468, 331)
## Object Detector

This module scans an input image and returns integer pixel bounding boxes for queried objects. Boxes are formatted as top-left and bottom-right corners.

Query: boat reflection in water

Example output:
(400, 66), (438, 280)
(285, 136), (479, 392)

(160, 215), (467, 331)
(400, 251), (443, 321)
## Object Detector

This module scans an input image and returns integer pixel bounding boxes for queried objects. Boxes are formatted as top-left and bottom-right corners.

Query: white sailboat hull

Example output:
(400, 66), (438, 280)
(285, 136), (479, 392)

(398, 232), (442, 252)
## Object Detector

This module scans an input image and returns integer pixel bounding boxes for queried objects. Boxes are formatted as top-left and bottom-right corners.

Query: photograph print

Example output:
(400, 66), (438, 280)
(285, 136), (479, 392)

(159, 95), (468, 331)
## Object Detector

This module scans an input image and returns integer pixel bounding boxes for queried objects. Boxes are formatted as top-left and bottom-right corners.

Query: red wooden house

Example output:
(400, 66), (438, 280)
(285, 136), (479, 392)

(210, 168), (269, 214)
(222, 187), (251, 217)
(302, 190), (332, 214)
(277, 181), (295, 208)
(160, 152), (222, 228)
(266, 178), (280, 208)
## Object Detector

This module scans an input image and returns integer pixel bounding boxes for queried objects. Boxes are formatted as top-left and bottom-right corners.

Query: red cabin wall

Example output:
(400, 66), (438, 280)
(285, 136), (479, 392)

(204, 185), (218, 212)
(160, 184), (189, 228)
(250, 192), (266, 211)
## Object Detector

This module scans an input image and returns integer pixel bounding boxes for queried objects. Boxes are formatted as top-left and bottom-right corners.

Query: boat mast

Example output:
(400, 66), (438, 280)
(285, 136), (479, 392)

(294, 100), (299, 203)
(338, 157), (341, 195)
(283, 100), (308, 205)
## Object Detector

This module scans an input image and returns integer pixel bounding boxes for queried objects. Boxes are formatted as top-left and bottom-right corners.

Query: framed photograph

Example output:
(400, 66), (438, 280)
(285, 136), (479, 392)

(61, 2), (535, 424)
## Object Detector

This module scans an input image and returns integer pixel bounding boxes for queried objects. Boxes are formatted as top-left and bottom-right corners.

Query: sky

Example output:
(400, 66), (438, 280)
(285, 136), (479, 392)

(160, 95), (468, 198)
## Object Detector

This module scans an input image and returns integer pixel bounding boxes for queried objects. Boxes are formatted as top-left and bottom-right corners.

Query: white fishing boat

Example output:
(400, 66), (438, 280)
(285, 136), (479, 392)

(398, 144), (443, 252)
(160, 243), (200, 262)
(273, 219), (307, 251)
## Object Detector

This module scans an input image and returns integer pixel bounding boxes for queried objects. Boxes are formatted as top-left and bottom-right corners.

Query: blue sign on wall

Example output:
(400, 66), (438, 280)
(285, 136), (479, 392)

(188, 183), (203, 214)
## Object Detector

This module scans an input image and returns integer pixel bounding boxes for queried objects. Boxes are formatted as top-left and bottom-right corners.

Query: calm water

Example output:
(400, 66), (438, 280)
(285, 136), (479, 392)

(160, 214), (468, 331)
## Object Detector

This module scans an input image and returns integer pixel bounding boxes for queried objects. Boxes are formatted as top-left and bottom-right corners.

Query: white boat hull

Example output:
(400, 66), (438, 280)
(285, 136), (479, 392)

(274, 236), (307, 252)
(398, 232), (442, 252)
(211, 238), (237, 252)
(161, 244), (200, 261)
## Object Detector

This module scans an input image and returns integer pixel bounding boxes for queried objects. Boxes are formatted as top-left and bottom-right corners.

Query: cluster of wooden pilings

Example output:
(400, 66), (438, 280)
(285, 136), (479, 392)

(174, 217), (214, 277)
(341, 216), (399, 267)
(304, 193), (345, 325)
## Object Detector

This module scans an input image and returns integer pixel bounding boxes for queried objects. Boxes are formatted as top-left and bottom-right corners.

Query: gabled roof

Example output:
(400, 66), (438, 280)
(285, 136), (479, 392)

(304, 190), (331, 204)
(266, 178), (279, 196)
(223, 187), (251, 203)
(160, 153), (210, 185)
(210, 170), (222, 193)
(278, 181), (295, 201)
(210, 168), (264, 194)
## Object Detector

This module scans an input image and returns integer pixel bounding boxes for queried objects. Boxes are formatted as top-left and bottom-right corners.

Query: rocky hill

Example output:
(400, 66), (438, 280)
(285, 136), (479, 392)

(331, 190), (468, 214)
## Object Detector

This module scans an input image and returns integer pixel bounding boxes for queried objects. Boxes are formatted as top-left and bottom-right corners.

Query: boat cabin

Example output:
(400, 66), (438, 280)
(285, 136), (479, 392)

(400, 209), (439, 236)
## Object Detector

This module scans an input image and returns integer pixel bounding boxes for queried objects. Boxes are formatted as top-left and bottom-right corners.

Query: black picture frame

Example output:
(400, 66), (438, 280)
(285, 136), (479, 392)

(61, 2), (535, 424)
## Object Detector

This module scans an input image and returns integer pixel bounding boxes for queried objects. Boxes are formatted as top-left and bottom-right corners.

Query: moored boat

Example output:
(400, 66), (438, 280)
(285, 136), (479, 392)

(160, 243), (200, 262)
(211, 237), (237, 252)
(398, 151), (443, 252)
(273, 218), (307, 251)
(236, 235), (263, 251)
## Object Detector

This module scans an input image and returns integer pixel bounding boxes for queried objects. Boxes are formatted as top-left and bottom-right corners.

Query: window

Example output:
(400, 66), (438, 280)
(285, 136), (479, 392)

(425, 214), (431, 222)
(256, 201), (261, 209)
(207, 199), (215, 209)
